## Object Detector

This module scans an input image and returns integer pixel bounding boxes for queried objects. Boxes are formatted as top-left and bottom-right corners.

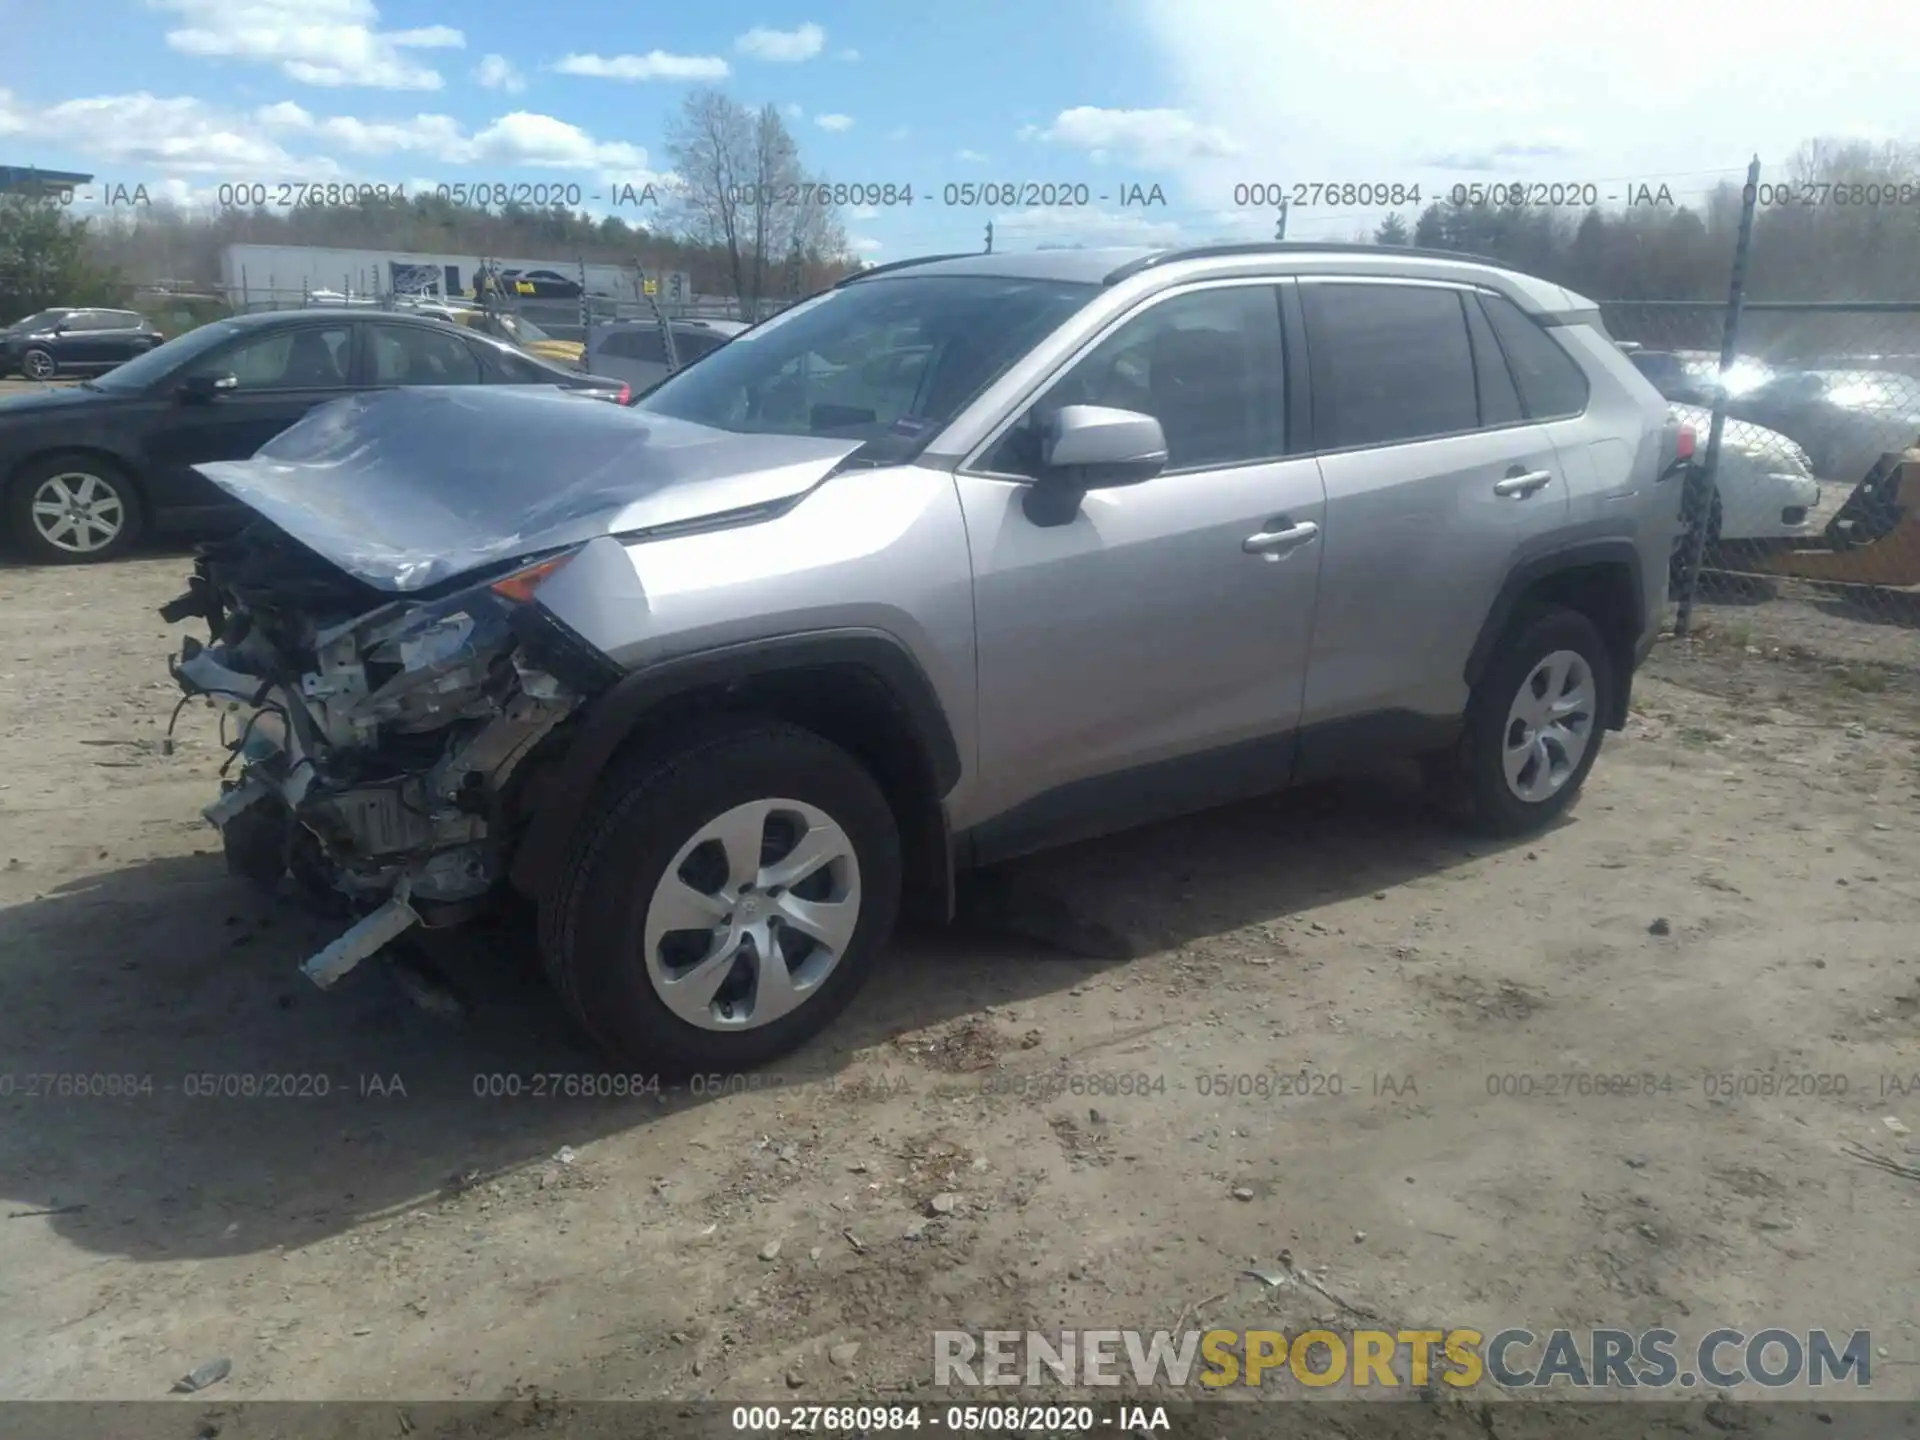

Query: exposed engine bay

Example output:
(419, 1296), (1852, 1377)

(161, 521), (604, 988)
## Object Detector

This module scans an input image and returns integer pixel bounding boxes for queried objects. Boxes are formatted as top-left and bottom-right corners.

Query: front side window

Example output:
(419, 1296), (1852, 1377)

(185, 325), (352, 390)
(634, 274), (1098, 466)
(983, 285), (1287, 476)
(369, 323), (484, 385)
(1303, 283), (1480, 449)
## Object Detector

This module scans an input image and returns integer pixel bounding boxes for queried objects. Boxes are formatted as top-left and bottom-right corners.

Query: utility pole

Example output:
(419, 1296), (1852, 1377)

(1274, 199), (1289, 240)
(984, 220), (994, 254)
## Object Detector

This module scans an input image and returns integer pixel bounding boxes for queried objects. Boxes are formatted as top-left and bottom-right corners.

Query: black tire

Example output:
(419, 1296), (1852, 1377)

(20, 347), (57, 382)
(8, 453), (146, 564)
(539, 718), (903, 1075)
(1427, 605), (1614, 838)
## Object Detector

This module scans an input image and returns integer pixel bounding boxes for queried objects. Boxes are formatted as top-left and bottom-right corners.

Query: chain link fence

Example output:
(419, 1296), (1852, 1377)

(1602, 299), (1920, 677)
(1591, 158), (1920, 700)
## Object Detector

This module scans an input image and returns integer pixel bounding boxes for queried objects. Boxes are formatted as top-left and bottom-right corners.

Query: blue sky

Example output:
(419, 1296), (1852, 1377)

(4, 0), (1915, 261)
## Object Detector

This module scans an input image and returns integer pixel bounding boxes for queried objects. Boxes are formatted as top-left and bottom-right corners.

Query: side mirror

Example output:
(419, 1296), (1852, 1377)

(179, 373), (238, 402)
(1039, 405), (1168, 489)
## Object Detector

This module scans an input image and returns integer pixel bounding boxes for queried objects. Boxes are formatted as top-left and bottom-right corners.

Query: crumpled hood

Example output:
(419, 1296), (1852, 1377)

(195, 386), (864, 593)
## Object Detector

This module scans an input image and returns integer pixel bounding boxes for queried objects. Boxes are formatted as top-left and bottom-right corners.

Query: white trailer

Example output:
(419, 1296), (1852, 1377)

(220, 244), (690, 309)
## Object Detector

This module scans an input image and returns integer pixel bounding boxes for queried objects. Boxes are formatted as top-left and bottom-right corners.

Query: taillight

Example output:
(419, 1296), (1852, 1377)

(1675, 424), (1696, 461)
(613, 383), (631, 405)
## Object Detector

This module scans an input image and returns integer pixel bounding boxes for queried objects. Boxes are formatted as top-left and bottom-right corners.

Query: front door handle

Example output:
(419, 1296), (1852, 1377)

(1243, 519), (1320, 555)
(1494, 469), (1554, 499)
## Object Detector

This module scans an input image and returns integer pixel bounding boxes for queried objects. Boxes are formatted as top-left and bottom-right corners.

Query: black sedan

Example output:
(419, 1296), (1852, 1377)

(4, 307), (167, 380)
(0, 308), (630, 563)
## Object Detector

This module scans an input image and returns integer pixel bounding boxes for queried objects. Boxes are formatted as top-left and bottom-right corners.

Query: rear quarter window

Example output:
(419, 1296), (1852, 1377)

(1478, 292), (1591, 419)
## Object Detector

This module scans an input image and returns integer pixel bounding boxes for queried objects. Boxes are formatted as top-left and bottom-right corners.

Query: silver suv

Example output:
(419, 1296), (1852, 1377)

(162, 243), (1685, 1073)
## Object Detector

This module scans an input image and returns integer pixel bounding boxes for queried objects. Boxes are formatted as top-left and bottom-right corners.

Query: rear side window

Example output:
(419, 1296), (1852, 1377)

(1478, 293), (1590, 419)
(1302, 283), (1479, 448)
(603, 328), (668, 364)
(676, 331), (725, 360)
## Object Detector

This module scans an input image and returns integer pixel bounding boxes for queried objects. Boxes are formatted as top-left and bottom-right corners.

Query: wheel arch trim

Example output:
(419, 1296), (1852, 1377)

(1464, 538), (1646, 730)
(508, 625), (962, 904)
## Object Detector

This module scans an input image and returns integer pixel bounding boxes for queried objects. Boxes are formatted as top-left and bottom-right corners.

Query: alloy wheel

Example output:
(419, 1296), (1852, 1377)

(29, 471), (126, 555)
(1502, 648), (1596, 803)
(22, 349), (55, 381)
(643, 797), (862, 1031)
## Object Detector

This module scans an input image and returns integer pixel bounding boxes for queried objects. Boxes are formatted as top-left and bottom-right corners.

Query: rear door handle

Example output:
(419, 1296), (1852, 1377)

(1243, 519), (1320, 555)
(1493, 469), (1554, 498)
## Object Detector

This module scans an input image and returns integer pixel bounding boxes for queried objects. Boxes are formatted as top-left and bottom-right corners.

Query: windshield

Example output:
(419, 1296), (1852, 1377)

(632, 274), (1098, 462)
(88, 319), (248, 391)
(7, 308), (69, 334)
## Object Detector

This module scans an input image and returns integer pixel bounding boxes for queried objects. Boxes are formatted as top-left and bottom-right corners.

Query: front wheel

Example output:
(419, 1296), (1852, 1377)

(8, 454), (145, 563)
(20, 347), (57, 381)
(540, 720), (903, 1075)
(1427, 605), (1613, 837)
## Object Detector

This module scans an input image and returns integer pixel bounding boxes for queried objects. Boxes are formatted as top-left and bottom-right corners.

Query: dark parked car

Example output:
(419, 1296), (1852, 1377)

(1627, 349), (1920, 481)
(1, 308), (630, 563)
(4, 307), (166, 380)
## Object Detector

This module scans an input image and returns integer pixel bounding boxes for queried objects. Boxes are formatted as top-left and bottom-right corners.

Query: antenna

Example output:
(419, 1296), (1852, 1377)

(984, 220), (994, 254)
(1274, 199), (1289, 241)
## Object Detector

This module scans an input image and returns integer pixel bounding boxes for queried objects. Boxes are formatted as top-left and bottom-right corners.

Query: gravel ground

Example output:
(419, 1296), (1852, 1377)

(0, 547), (1916, 1423)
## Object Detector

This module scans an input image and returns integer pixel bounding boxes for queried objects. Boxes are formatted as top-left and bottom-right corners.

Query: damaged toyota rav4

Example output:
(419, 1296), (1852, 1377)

(163, 244), (1682, 1074)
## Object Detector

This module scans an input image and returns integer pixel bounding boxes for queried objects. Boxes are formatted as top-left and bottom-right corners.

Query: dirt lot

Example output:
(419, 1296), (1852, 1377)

(1, 548), (1917, 1417)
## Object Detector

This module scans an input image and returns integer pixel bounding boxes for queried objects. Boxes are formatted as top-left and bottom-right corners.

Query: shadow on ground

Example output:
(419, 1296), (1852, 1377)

(0, 768), (1530, 1263)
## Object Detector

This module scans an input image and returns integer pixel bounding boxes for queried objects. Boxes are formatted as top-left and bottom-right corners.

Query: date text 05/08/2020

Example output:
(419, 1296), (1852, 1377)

(728, 1404), (1172, 1432)
(1227, 182), (1684, 208)
(717, 182), (1169, 208)
(207, 181), (665, 210)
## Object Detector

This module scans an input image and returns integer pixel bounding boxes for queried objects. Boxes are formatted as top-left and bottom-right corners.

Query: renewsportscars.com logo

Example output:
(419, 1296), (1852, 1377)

(933, 1328), (1874, 1390)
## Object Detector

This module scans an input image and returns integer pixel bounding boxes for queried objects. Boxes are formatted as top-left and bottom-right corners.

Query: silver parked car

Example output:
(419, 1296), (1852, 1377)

(162, 244), (1684, 1073)
(585, 317), (746, 393)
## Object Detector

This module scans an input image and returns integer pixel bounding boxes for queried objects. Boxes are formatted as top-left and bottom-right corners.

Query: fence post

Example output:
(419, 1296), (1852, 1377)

(578, 257), (591, 371)
(1674, 154), (1761, 639)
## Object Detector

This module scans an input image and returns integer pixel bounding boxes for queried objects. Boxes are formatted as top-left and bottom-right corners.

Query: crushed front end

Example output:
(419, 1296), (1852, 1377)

(161, 523), (612, 988)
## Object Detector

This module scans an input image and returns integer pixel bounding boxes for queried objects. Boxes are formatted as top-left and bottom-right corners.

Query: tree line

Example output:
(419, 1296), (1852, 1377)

(1372, 139), (1920, 303)
(2, 88), (858, 322)
(7, 131), (1919, 326)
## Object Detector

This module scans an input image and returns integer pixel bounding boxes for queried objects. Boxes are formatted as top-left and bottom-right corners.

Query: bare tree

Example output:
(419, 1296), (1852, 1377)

(664, 89), (848, 312)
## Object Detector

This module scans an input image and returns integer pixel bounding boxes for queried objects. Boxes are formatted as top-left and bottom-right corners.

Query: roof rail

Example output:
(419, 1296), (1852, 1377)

(1102, 241), (1507, 286)
(834, 253), (976, 286)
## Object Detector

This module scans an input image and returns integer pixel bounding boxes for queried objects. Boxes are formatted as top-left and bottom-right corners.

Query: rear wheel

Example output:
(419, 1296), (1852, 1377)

(8, 455), (145, 563)
(540, 720), (902, 1075)
(1427, 605), (1613, 837)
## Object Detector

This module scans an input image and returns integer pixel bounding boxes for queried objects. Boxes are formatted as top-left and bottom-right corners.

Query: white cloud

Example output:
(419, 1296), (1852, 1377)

(265, 104), (658, 172)
(852, 235), (883, 252)
(553, 51), (730, 81)
(0, 88), (317, 173)
(887, 126), (910, 142)
(956, 148), (989, 163)
(815, 113), (854, 133)
(149, 0), (462, 90)
(1130, 0), (1920, 214)
(989, 204), (1189, 247)
(735, 23), (827, 62)
(783, 102), (805, 120)
(838, 48), (861, 61)
(473, 54), (525, 93)
(1025, 106), (1241, 169)
(848, 204), (879, 220)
